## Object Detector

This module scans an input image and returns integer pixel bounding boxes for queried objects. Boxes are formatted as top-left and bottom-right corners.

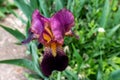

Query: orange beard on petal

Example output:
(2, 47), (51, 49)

(50, 42), (57, 57)
(43, 23), (53, 44)
(43, 23), (63, 57)
(43, 33), (51, 43)
(43, 23), (57, 57)
(43, 33), (62, 57)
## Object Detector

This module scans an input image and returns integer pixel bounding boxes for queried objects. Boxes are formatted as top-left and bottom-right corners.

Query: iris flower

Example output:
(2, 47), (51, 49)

(22, 8), (77, 77)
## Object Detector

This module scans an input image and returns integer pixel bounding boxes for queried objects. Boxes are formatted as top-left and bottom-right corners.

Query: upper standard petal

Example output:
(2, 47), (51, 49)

(50, 8), (75, 44)
(31, 9), (44, 34)
(31, 9), (51, 45)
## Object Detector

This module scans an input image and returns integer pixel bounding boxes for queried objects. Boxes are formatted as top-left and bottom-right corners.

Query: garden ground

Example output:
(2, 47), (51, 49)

(0, 9), (30, 80)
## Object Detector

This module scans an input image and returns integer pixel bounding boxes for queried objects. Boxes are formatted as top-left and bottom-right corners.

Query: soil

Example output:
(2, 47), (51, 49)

(0, 10), (30, 80)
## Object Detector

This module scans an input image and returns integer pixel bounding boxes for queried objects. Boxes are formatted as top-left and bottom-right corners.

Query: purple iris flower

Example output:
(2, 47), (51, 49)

(22, 8), (76, 77)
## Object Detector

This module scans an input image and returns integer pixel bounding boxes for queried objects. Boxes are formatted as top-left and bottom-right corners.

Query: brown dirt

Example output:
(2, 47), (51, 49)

(0, 10), (30, 80)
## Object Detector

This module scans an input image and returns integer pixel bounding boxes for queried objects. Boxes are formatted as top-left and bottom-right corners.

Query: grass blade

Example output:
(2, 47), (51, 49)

(71, 43), (83, 73)
(0, 59), (45, 78)
(97, 51), (103, 80)
(0, 24), (25, 41)
(14, 0), (33, 19)
(57, 72), (61, 80)
(0, 59), (36, 73)
(30, 0), (39, 10)
(99, 0), (110, 28)
(30, 42), (39, 67)
(55, 0), (63, 11)
(38, 0), (49, 17)
(64, 70), (78, 80)
(108, 24), (120, 37)
(24, 73), (40, 80)
(109, 69), (120, 80)
(67, 0), (72, 9)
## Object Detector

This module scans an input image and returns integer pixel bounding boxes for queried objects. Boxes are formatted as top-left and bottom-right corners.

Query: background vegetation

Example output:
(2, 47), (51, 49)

(0, 0), (120, 80)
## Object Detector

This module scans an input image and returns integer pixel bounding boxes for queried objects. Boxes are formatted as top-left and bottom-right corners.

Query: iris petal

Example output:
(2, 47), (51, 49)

(55, 49), (68, 71)
(31, 9), (44, 35)
(40, 48), (55, 77)
(22, 31), (34, 44)
(50, 8), (75, 44)
(40, 47), (68, 77)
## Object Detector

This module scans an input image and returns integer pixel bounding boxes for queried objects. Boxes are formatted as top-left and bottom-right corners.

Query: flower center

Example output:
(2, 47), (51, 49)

(43, 23), (53, 43)
(43, 23), (59, 57)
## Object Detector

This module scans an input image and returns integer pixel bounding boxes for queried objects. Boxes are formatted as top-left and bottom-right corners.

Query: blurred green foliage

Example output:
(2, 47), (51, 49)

(0, 0), (120, 80)
(0, 0), (17, 19)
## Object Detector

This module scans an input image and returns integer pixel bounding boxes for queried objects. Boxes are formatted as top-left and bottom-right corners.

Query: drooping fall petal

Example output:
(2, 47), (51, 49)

(40, 47), (68, 77)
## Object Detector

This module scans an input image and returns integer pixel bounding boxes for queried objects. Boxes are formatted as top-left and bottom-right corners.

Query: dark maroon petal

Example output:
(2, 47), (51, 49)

(55, 49), (68, 71)
(40, 48), (55, 77)
(40, 47), (68, 77)
(50, 8), (75, 44)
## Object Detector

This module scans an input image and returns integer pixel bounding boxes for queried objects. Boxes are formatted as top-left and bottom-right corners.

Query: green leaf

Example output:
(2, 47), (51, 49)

(67, 0), (72, 9)
(70, 0), (75, 12)
(38, 0), (49, 17)
(30, 0), (39, 10)
(30, 42), (39, 67)
(109, 69), (120, 80)
(0, 59), (45, 78)
(24, 73), (40, 80)
(0, 59), (37, 72)
(75, 0), (86, 17)
(57, 72), (61, 80)
(108, 24), (120, 37)
(14, 0), (33, 19)
(10, 9), (26, 23)
(97, 66), (103, 80)
(63, 70), (78, 80)
(55, 0), (63, 11)
(0, 24), (25, 41)
(0, 11), (5, 18)
(99, 0), (110, 28)
(72, 44), (82, 63)
(25, 20), (31, 37)
(97, 51), (103, 80)
(71, 43), (83, 73)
